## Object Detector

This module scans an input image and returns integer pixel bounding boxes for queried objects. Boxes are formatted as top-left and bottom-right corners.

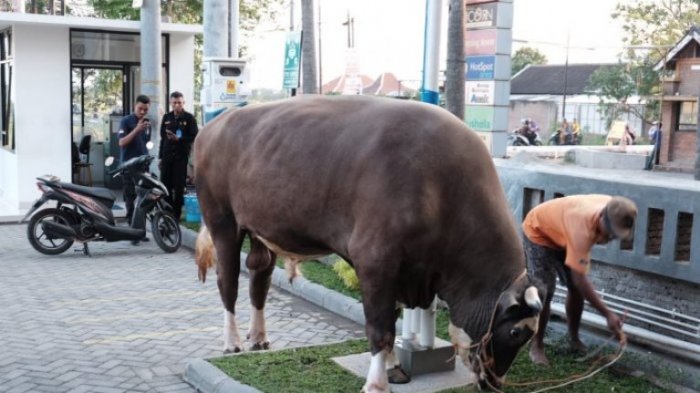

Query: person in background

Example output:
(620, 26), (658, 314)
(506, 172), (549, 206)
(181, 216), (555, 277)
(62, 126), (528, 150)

(571, 118), (581, 144)
(560, 118), (571, 144)
(522, 194), (637, 365)
(623, 124), (636, 146)
(646, 121), (662, 170)
(159, 91), (199, 221)
(118, 94), (151, 230)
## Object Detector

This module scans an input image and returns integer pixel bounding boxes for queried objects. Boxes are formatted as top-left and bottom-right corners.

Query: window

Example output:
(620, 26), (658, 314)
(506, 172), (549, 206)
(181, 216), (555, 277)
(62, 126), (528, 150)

(677, 101), (697, 131)
(0, 28), (13, 150)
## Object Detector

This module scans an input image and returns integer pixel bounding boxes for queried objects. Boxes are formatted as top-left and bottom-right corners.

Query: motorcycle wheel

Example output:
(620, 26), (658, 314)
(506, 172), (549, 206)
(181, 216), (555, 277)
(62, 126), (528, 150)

(535, 140), (543, 146)
(27, 208), (75, 255)
(151, 211), (181, 253)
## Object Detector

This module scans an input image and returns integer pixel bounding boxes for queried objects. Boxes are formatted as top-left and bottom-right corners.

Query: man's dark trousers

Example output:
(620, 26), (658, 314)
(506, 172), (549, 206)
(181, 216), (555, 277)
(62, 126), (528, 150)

(160, 158), (188, 220)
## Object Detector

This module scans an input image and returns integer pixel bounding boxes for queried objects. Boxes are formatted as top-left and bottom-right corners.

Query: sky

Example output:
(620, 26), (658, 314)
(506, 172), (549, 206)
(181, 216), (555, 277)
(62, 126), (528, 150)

(246, 0), (630, 90)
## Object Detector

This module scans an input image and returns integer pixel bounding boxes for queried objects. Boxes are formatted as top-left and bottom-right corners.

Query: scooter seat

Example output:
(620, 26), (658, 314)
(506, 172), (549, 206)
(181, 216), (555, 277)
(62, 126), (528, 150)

(59, 182), (117, 202)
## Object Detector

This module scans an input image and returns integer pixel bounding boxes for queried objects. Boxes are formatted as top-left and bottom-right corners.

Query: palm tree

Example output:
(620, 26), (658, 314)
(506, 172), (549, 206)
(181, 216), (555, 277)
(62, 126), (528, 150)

(301, 0), (318, 94)
(445, 0), (464, 120)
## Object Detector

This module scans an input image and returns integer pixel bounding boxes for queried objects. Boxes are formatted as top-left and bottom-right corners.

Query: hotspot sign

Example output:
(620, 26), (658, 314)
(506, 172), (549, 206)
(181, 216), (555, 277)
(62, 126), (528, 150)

(465, 55), (495, 80)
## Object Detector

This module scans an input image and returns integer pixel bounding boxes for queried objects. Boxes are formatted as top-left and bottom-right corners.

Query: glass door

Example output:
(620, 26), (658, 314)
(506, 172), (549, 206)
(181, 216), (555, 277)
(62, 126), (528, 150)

(71, 66), (125, 187)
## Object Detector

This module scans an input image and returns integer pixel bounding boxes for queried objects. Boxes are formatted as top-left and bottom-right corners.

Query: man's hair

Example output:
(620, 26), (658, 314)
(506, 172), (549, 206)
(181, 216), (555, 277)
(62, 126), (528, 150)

(170, 91), (184, 99)
(136, 95), (150, 105)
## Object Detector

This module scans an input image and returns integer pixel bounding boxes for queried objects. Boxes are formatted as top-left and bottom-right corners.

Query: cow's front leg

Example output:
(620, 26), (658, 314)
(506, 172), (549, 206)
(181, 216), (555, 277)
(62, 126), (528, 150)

(246, 238), (276, 350)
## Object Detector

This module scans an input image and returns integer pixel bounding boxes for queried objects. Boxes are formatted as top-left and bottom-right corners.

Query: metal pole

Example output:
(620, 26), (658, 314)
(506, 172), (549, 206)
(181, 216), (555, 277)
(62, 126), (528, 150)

(415, 0), (443, 348)
(290, 0), (296, 97)
(204, 0), (228, 58)
(420, 0), (443, 105)
(318, 0), (322, 93)
(229, 0), (240, 58)
(562, 31), (570, 120)
(140, 0), (162, 171)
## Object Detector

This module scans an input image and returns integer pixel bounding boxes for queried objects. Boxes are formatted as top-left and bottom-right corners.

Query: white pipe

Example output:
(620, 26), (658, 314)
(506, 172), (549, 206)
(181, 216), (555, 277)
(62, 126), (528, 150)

(401, 309), (414, 340)
(411, 306), (421, 335)
(419, 299), (437, 348)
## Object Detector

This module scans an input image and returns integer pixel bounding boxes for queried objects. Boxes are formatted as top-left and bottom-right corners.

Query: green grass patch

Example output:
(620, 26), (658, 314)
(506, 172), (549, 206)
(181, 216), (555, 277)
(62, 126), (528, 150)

(210, 339), (367, 393)
(300, 261), (362, 300)
(210, 336), (667, 393)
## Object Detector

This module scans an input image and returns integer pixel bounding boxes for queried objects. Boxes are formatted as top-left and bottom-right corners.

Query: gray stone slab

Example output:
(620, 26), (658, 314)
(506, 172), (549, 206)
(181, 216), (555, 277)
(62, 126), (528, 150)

(333, 351), (476, 393)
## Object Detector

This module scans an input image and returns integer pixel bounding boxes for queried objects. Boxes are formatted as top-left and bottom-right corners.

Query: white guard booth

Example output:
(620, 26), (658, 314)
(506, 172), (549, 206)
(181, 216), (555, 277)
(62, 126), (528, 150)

(0, 12), (201, 219)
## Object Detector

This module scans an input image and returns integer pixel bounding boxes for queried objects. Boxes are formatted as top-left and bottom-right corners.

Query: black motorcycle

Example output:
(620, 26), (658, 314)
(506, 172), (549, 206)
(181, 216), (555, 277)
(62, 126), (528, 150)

(21, 155), (181, 256)
(548, 129), (582, 146)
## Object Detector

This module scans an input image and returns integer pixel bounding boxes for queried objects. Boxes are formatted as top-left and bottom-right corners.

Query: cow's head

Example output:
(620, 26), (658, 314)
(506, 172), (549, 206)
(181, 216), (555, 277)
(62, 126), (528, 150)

(472, 274), (544, 389)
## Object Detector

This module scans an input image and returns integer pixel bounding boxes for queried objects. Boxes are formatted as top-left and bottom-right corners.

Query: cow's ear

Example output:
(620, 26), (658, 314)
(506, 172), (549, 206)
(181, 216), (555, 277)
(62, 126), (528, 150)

(497, 291), (519, 315)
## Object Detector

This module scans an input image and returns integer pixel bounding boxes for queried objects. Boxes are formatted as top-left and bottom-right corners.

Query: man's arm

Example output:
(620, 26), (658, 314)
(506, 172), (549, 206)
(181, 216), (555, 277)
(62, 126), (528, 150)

(118, 119), (147, 148)
(569, 268), (625, 343)
(183, 113), (199, 143)
(159, 114), (167, 159)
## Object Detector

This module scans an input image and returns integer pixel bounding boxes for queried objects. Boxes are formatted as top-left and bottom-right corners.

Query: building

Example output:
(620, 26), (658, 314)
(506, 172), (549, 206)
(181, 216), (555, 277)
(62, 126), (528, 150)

(654, 26), (700, 173)
(0, 12), (201, 215)
(510, 64), (646, 137)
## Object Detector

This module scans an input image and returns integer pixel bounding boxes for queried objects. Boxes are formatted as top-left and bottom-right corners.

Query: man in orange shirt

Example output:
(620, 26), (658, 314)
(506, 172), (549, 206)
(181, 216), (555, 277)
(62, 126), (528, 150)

(522, 195), (637, 365)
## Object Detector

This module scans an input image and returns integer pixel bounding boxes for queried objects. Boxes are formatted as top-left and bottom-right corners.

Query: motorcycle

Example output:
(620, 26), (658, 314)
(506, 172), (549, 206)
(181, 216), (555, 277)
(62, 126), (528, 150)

(548, 129), (582, 146)
(21, 154), (181, 256)
(507, 128), (543, 146)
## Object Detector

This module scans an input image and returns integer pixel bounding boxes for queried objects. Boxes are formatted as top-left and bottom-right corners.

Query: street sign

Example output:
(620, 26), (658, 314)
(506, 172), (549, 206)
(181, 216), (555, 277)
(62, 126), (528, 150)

(282, 31), (302, 89)
(466, 81), (495, 105)
(465, 105), (494, 130)
(464, 29), (497, 56)
(465, 3), (498, 29)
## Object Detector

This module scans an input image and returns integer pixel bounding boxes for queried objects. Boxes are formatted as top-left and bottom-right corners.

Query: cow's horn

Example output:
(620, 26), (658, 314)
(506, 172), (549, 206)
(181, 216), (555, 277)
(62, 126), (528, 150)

(525, 286), (542, 312)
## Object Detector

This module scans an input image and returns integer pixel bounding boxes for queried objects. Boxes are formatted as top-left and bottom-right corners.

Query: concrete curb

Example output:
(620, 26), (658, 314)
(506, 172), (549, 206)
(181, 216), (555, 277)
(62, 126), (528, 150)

(183, 359), (262, 393)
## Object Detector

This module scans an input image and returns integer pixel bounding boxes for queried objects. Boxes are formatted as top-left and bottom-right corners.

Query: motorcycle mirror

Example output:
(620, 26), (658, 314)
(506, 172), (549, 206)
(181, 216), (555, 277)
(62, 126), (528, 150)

(104, 156), (115, 166)
(146, 141), (154, 150)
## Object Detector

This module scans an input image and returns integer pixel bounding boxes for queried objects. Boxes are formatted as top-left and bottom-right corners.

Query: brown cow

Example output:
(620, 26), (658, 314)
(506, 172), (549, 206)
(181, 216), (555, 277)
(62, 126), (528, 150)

(194, 95), (543, 392)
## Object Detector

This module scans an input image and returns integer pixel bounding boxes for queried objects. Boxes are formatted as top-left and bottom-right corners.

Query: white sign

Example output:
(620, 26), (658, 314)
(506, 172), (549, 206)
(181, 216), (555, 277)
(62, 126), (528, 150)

(466, 81), (495, 106)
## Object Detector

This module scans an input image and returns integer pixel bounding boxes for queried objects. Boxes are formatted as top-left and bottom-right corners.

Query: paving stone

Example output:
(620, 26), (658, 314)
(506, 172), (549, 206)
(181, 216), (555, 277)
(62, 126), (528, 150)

(0, 224), (364, 392)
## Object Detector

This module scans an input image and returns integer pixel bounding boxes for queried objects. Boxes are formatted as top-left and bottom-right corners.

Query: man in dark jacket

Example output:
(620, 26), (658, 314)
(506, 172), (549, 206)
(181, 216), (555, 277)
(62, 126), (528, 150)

(118, 94), (152, 225)
(159, 91), (199, 220)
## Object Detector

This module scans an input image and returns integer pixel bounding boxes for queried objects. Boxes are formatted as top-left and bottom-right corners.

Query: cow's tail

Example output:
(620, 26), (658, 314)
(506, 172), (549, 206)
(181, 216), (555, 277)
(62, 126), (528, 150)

(195, 225), (216, 283)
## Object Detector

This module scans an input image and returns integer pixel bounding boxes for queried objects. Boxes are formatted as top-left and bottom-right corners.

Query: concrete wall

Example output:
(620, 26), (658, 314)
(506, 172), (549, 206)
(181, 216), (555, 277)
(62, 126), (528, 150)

(495, 159), (700, 343)
(15, 24), (72, 209)
(168, 32), (196, 114)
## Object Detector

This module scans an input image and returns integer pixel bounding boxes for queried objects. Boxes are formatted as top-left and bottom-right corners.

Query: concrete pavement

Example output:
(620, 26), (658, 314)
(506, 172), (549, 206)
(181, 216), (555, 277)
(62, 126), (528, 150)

(0, 223), (364, 393)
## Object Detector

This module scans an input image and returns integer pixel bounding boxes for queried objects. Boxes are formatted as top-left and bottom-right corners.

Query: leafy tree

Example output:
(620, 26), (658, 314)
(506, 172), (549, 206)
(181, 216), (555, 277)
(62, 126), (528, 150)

(511, 47), (547, 76)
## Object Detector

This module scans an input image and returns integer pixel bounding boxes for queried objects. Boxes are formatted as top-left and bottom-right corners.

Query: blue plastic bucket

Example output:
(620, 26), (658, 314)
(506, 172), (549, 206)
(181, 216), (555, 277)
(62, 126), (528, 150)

(184, 194), (201, 223)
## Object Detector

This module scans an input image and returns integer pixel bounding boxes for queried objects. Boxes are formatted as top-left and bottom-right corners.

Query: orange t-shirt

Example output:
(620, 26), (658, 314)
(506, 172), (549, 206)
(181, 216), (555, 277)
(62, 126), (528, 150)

(522, 195), (611, 274)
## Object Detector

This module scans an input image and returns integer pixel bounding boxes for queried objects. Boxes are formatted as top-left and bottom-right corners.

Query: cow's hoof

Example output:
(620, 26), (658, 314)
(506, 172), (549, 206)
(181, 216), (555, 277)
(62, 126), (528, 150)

(223, 346), (242, 354)
(250, 341), (270, 351)
(387, 366), (411, 384)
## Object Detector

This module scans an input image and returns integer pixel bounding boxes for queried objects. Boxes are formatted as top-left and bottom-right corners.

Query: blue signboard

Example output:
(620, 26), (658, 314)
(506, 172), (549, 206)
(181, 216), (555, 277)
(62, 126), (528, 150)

(465, 55), (495, 80)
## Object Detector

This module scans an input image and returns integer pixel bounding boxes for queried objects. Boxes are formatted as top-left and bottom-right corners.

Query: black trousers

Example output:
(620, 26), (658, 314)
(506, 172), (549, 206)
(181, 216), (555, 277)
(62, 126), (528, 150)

(160, 158), (188, 220)
(122, 173), (137, 224)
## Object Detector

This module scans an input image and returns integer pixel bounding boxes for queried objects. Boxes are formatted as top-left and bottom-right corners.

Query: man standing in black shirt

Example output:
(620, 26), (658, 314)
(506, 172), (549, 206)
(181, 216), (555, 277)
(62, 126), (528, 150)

(159, 91), (199, 221)
(118, 94), (152, 226)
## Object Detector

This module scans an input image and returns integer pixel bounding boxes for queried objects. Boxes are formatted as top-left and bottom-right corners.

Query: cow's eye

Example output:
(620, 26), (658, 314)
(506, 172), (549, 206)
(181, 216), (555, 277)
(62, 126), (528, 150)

(509, 327), (522, 338)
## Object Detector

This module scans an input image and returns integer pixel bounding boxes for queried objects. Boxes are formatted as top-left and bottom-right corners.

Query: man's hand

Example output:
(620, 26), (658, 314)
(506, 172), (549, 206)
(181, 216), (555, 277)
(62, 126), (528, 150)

(165, 130), (178, 141)
(137, 118), (150, 132)
(606, 312), (626, 345)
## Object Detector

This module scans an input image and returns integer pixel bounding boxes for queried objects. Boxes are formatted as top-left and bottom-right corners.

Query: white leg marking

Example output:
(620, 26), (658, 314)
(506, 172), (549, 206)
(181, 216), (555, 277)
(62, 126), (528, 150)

(363, 350), (390, 393)
(248, 307), (268, 347)
(223, 309), (242, 353)
(385, 349), (400, 369)
(448, 322), (478, 384)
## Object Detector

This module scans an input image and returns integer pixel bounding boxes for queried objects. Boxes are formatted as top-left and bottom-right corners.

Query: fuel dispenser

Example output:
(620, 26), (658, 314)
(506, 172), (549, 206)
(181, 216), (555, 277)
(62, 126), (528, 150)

(201, 57), (250, 124)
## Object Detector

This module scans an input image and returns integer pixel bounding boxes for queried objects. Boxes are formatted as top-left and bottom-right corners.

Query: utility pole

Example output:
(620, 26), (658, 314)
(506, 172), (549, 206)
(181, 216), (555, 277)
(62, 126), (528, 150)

(229, 0), (239, 57)
(204, 0), (228, 58)
(318, 0), (322, 93)
(140, 0), (162, 170)
(562, 30), (570, 121)
(342, 11), (354, 48)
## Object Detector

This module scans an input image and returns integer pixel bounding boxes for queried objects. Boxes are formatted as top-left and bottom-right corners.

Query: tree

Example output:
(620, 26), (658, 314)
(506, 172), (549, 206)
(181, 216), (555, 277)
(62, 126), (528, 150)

(444, 0), (464, 120)
(300, 0), (317, 94)
(511, 47), (547, 76)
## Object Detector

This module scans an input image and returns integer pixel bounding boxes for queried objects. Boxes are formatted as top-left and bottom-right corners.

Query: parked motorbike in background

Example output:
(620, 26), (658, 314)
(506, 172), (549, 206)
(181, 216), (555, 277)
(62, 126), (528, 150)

(22, 154), (181, 256)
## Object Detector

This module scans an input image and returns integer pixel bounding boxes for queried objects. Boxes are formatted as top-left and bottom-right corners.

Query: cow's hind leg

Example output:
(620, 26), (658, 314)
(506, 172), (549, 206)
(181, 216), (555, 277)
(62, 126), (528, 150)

(210, 219), (245, 354)
(246, 237), (276, 350)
